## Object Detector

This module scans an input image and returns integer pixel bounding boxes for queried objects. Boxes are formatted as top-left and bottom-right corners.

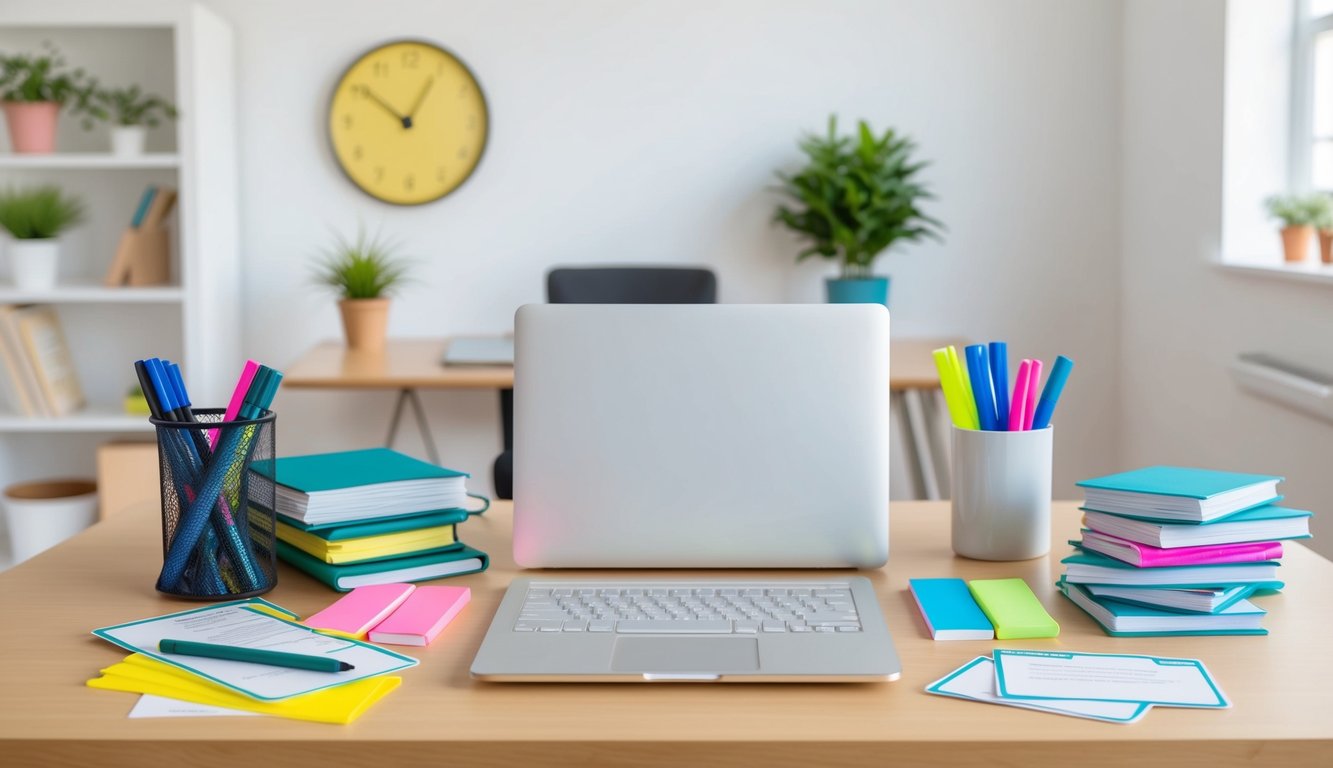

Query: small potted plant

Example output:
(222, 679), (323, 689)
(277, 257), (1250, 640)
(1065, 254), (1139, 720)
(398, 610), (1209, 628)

(314, 228), (409, 352)
(83, 84), (177, 156)
(0, 43), (94, 154)
(1314, 194), (1333, 265)
(0, 186), (86, 290)
(1263, 193), (1329, 264)
(774, 116), (943, 306)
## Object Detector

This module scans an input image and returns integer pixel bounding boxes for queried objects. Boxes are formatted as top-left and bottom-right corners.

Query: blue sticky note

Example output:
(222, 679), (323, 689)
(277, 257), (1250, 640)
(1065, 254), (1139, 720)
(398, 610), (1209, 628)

(909, 578), (995, 640)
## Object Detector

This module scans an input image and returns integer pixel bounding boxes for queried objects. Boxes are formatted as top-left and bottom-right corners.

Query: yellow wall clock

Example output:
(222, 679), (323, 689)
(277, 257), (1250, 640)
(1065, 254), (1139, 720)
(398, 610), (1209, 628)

(329, 40), (489, 205)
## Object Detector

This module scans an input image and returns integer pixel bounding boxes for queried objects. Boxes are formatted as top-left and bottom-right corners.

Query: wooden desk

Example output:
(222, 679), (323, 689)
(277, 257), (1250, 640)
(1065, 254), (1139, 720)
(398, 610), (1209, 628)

(285, 337), (964, 497)
(1, 501), (1328, 767)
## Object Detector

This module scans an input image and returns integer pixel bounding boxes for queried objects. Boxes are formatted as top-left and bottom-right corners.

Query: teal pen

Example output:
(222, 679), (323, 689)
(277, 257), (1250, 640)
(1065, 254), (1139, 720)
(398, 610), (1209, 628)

(158, 638), (354, 672)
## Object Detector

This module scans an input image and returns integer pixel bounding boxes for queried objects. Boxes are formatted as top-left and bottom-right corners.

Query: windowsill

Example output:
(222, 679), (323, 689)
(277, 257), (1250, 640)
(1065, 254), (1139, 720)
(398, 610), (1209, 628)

(1217, 261), (1333, 286)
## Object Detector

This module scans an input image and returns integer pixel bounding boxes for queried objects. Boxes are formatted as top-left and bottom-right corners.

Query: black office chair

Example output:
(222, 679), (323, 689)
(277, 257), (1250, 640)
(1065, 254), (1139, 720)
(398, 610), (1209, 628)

(492, 267), (718, 499)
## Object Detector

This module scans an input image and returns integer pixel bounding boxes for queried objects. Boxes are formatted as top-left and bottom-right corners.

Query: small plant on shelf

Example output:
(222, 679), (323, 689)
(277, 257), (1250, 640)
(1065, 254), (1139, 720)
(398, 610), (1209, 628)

(313, 228), (411, 352)
(0, 185), (87, 290)
(82, 84), (178, 156)
(0, 43), (96, 154)
(1264, 193), (1332, 264)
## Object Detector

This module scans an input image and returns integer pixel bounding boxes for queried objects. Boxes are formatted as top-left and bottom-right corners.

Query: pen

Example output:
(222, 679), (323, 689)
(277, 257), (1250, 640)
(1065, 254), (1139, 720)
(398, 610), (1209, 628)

(988, 342), (1009, 427)
(1009, 359), (1031, 431)
(946, 346), (979, 430)
(158, 639), (355, 673)
(1031, 355), (1073, 429)
(1023, 358), (1042, 431)
(211, 360), (260, 449)
(964, 344), (999, 430)
(932, 348), (972, 429)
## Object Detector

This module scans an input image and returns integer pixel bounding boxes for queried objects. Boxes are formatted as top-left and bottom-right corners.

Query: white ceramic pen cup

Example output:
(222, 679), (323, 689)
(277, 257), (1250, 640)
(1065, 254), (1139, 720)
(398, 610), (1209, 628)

(950, 425), (1052, 561)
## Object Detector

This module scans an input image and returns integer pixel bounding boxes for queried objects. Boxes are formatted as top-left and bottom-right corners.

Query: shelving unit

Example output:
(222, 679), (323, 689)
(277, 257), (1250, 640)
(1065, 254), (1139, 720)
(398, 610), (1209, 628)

(0, 3), (239, 555)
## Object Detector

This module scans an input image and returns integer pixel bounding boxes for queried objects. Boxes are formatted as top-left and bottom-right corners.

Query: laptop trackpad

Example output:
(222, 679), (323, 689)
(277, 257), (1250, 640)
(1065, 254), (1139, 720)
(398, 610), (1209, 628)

(610, 637), (760, 673)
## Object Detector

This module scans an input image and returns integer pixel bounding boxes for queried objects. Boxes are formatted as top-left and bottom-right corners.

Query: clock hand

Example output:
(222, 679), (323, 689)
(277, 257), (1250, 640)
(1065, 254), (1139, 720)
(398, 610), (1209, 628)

(406, 76), (436, 121)
(360, 85), (411, 128)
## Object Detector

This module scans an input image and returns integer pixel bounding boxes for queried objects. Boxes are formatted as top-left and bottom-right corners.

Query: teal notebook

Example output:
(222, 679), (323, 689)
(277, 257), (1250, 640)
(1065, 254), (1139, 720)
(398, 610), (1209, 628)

(1084, 583), (1258, 615)
(1077, 466), (1283, 498)
(1058, 581), (1267, 637)
(253, 447), (468, 492)
(277, 540), (489, 592)
(278, 508), (472, 539)
(1061, 551), (1284, 589)
(1077, 466), (1282, 523)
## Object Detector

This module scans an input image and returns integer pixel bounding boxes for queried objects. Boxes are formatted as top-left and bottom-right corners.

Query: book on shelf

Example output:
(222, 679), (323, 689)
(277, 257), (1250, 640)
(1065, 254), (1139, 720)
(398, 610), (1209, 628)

(1058, 581), (1267, 637)
(0, 304), (84, 417)
(251, 447), (470, 525)
(1076, 466), (1282, 523)
(1082, 505), (1312, 548)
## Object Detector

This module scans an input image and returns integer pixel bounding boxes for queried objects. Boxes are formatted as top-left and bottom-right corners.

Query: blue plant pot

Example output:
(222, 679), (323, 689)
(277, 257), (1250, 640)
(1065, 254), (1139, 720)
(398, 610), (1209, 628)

(826, 276), (890, 307)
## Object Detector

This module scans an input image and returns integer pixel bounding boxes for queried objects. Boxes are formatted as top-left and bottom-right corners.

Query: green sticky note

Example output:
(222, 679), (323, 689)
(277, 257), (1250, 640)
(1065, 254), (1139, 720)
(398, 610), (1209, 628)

(967, 578), (1060, 639)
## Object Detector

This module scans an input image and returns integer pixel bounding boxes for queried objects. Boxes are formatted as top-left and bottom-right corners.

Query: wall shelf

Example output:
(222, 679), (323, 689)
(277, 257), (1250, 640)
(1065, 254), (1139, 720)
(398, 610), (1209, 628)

(0, 153), (180, 170)
(0, 406), (152, 434)
(0, 279), (183, 304)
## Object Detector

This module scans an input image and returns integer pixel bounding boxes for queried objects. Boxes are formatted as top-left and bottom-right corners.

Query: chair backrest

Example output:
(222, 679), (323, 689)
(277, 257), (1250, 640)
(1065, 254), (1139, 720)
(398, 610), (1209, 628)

(546, 266), (717, 304)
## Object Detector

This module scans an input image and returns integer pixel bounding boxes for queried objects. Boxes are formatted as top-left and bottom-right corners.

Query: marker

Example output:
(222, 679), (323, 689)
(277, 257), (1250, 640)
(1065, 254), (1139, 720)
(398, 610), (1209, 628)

(211, 360), (260, 448)
(946, 346), (979, 430)
(1031, 355), (1073, 430)
(1009, 359), (1032, 431)
(1024, 359), (1042, 431)
(158, 639), (354, 673)
(933, 348), (973, 429)
(965, 344), (999, 430)
(989, 342), (1009, 426)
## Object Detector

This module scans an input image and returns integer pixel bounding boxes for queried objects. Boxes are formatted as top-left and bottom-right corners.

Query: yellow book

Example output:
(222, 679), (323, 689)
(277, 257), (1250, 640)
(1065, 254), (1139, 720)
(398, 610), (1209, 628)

(87, 654), (400, 725)
(275, 521), (458, 564)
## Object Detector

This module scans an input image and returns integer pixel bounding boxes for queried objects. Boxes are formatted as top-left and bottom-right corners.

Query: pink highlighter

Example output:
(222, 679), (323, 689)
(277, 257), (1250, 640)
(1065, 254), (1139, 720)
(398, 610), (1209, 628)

(1024, 359), (1043, 431)
(209, 359), (260, 449)
(1009, 359), (1032, 431)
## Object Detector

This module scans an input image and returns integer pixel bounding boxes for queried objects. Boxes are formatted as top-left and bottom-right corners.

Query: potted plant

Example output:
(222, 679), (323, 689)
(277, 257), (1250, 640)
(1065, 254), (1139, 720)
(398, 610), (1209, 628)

(1263, 193), (1328, 264)
(0, 186), (86, 290)
(314, 228), (409, 352)
(0, 43), (93, 154)
(774, 116), (943, 305)
(1313, 194), (1333, 265)
(82, 84), (177, 156)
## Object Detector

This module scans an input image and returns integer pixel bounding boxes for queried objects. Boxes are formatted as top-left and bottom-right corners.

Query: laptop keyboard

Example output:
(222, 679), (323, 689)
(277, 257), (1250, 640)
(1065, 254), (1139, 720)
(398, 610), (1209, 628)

(514, 581), (863, 634)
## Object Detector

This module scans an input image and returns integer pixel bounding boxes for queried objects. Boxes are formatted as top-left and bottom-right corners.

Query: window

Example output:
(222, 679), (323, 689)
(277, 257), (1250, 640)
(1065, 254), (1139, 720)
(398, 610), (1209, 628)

(1295, 0), (1333, 192)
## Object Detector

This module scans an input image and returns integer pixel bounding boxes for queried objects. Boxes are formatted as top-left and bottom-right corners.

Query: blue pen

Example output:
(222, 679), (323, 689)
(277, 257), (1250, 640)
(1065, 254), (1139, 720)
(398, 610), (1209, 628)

(988, 342), (1009, 428)
(1031, 355), (1074, 430)
(964, 345), (999, 431)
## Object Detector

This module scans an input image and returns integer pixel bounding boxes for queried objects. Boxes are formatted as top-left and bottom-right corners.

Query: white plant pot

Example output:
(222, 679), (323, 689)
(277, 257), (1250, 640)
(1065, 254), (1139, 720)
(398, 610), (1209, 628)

(110, 125), (148, 156)
(3, 479), (97, 564)
(8, 238), (60, 290)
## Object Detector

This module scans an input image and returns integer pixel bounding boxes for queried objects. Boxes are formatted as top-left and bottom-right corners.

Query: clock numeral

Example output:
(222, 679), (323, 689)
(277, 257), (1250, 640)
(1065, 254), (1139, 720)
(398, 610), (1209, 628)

(402, 49), (420, 68)
(373, 60), (389, 77)
(374, 166), (385, 182)
(352, 145), (363, 161)
(404, 174), (415, 191)
(436, 166), (447, 182)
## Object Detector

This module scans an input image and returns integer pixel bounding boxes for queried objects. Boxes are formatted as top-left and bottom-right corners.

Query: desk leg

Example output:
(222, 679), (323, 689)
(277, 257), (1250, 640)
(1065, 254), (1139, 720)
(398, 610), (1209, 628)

(903, 389), (940, 500)
(384, 388), (442, 466)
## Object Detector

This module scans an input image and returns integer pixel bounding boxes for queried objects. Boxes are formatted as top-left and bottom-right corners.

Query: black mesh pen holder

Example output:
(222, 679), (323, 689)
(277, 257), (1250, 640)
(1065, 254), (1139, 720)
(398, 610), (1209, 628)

(152, 408), (277, 600)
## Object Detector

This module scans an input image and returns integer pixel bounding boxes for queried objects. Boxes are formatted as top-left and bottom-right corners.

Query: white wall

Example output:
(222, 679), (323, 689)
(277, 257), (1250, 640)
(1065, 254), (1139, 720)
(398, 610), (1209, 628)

(1121, 0), (1332, 556)
(202, 0), (1123, 499)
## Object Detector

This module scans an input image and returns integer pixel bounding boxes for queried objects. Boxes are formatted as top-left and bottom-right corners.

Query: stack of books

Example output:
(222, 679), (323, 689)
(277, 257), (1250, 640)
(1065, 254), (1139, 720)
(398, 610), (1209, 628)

(1058, 466), (1313, 636)
(252, 447), (489, 591)
(0, 304), (84, 417)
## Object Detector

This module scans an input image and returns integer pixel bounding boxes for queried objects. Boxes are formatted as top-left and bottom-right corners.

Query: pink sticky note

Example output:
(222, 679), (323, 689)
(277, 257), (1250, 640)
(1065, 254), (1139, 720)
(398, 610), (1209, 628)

(368, 586), (471, 646)
(304, 583), (416, 638)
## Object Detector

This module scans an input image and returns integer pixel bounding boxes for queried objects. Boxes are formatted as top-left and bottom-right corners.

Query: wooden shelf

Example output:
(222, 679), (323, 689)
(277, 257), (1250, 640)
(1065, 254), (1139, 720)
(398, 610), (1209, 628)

(0, 153), (180, 170)
(0, 406), (152, 433)
(0, 279), (183, 304)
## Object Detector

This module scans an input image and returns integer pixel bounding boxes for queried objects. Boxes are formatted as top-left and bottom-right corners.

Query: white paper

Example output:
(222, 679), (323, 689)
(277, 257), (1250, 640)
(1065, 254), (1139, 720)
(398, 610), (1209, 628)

(128, 694), (259, 718)
(94, 602), (417, 701)
(994, 649), (1229, 708)
(926, 657), (1149, 724)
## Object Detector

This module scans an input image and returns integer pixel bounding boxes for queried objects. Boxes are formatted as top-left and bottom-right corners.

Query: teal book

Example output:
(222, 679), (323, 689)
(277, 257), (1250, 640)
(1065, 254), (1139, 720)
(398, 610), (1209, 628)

(1081, 504), (1310, 545)
(278, 508), (471, 540)
(277, 539), (489, 592)
(1058, 581), (1267, 637)
(251, 448), (471, 524)
(1084, 583), (1258, 615)
(1062, 551), (1283, 589)
(1077, 466), (1282, 523)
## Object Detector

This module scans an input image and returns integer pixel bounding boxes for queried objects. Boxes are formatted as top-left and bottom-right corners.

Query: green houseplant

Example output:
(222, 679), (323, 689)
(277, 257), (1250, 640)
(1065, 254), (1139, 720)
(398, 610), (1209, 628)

(314, 228), (410, 352)
(0, 185), (86, 290)
(1264, 193), (1331, 264)
(774, 116), (942, 305)
(83, 84), (178, 156)
(0, 44), (94, 154)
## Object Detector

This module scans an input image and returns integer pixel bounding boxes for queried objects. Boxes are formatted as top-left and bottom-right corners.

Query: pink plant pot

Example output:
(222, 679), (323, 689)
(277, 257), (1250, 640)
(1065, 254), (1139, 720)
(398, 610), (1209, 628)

(2, 102), (60, 154)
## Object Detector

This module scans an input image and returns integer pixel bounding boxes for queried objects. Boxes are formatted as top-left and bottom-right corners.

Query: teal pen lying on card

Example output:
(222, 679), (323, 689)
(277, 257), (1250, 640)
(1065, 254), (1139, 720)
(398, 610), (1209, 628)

(158, 639), (355, 672)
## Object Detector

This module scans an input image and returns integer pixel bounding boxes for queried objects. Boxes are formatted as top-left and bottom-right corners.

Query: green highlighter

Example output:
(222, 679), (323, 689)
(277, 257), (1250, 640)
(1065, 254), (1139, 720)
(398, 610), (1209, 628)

(967, 578), (1060, 639)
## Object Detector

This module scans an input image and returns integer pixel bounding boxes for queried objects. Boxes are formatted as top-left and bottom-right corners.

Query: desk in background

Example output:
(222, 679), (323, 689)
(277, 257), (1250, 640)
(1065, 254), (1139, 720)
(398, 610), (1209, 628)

(0, 500), (1328, 767)
(284, 337), (962, 499)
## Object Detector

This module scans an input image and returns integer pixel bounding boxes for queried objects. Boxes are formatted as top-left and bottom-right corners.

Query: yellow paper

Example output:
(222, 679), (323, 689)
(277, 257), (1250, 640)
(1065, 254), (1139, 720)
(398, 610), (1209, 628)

(87, 654), (400, 724)
(276, 522), (458, 564)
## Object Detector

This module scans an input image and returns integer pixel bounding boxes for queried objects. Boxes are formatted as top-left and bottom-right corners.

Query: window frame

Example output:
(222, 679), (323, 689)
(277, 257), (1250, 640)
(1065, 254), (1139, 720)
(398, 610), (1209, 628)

(1292, 0), (1333, 192)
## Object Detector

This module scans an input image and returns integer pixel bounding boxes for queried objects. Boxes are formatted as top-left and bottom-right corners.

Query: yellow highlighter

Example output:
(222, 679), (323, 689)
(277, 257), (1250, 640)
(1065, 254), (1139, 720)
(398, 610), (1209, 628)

(945, 346), (980, 429)
(933, 348), (974, 429)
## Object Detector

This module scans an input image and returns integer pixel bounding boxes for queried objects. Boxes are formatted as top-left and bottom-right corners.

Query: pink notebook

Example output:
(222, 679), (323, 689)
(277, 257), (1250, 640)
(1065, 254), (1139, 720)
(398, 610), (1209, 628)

(1081, 531), (1283, 567)
(304, 583), (416, 638)
(368, 586), (470, 646)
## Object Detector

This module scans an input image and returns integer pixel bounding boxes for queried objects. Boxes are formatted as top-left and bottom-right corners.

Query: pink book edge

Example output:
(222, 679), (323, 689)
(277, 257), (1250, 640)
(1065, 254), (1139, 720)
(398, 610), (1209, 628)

(304, 583), (416, 637)
(1087, 532), (1283, 567)
(209, 359), (260, 449)
(370, 586), (471, 645)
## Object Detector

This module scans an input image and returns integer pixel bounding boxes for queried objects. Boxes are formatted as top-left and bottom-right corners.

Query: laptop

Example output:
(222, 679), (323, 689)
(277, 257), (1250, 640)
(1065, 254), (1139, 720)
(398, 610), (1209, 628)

(471, 304), (899, 682)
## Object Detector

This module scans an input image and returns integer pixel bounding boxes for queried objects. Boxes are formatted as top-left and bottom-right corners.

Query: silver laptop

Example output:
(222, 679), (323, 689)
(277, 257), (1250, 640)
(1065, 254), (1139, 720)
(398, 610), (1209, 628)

(471, 304), (899, 682)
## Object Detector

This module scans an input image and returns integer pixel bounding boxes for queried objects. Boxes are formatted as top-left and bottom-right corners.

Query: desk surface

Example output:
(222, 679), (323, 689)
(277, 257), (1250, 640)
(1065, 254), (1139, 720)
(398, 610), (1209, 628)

(2, 501), (1328, 768)
(283, 337), (960, 391)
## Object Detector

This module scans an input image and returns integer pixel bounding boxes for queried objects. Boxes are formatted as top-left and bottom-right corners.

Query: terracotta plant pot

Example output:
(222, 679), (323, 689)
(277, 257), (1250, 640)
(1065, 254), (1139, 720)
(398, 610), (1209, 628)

(2, 101), (60, 154)
(1320, 229), (1333, 265)
(1280, 225), (1313, 264)
(338, 298), (390, 352)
